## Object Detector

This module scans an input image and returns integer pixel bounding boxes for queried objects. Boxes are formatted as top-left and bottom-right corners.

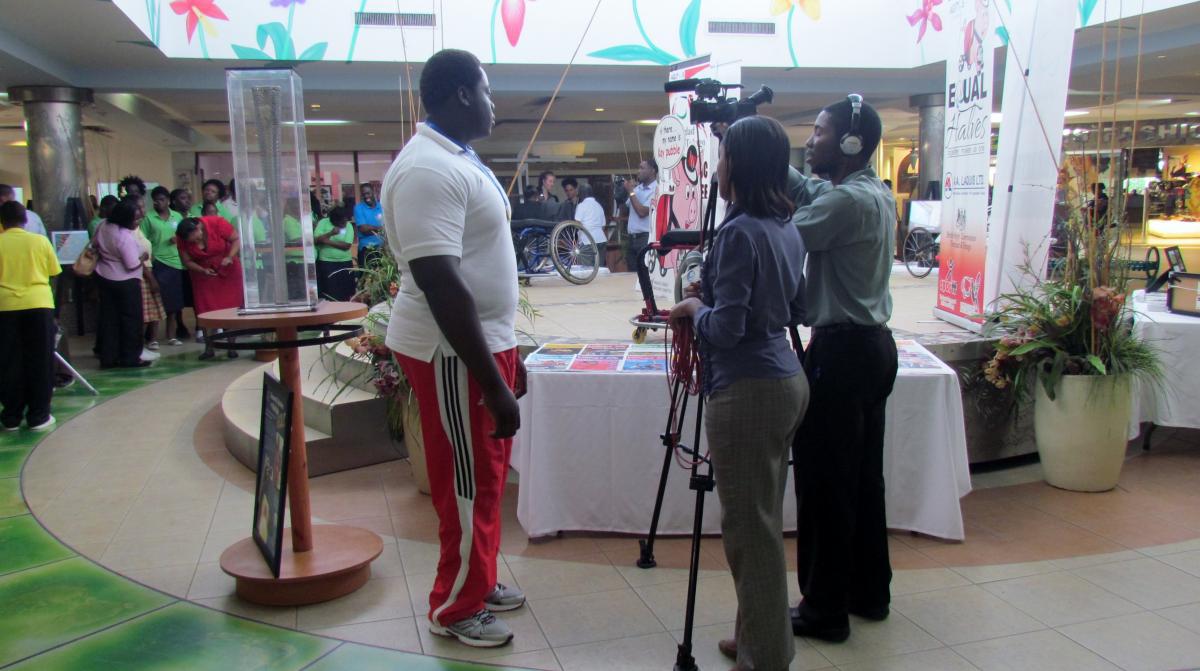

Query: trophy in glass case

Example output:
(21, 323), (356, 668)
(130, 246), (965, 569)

(226, 68), (318, 313)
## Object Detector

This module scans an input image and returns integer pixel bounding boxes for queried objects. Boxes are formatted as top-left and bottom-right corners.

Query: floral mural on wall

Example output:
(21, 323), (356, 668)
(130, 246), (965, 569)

(169, 0), (228, 59)
(230, 0), (327, 62)
(770, 0), (821, 68)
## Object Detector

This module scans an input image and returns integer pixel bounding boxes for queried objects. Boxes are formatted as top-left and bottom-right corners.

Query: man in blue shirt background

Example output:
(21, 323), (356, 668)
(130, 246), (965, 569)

(623, 159), (657, 272)
(354, 183), (384, 268)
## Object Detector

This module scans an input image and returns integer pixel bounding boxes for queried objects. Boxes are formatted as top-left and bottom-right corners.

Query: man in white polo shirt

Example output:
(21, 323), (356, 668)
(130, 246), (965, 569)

(381, 48), (526, 649)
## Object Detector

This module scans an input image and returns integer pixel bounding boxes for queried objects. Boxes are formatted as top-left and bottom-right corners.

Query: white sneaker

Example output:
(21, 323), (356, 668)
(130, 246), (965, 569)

(166, 338), (183, 347)
(484, 583), (526, 612)
(147, 341), (160, 351)
(28, 415), (56, 431)
(429, 610), (513, 648)
(141, 348), (161, 361)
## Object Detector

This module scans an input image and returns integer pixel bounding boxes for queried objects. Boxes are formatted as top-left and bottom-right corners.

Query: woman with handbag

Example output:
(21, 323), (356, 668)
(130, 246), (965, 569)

(93, 197), (150, 368)
(669, 116), (809, 671)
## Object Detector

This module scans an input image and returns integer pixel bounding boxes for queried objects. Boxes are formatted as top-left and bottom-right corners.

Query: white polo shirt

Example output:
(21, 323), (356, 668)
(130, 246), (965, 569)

(382, 123), (518, 361)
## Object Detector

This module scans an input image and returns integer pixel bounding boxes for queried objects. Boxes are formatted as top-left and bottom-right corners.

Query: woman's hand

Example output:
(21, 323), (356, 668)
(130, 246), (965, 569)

(683, 281), (701, 300)
(220, 256), (233, 267)
(204, 268), (218, 277)
(669, 297), (702, 325)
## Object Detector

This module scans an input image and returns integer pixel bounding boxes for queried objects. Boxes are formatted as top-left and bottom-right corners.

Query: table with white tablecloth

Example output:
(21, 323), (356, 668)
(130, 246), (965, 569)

(512, 340), (972, 541)
(1129, 291), (1200, 439)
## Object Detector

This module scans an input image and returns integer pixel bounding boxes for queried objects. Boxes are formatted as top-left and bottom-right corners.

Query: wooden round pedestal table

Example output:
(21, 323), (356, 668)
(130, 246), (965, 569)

(199, 301), (384, 606)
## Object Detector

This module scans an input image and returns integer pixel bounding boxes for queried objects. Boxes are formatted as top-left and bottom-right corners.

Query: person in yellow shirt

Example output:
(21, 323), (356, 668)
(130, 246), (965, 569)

(0, 201), (62, 431)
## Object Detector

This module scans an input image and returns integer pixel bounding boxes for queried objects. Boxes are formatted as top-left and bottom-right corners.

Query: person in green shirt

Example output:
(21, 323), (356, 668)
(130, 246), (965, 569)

(140, 187), (187, 345)
(189, 179), (234, 221)
(88, 195), (118, 239)
(282, 197), (311, 302)
(313, 207), (357, 301)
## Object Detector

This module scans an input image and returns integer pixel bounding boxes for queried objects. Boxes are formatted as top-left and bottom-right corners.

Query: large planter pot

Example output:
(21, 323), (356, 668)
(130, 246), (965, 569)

(399, 391), (431, 495)
(1034, 373), (1132, 492)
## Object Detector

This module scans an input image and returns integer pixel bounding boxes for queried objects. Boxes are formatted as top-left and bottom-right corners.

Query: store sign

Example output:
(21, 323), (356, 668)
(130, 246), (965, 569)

(935, 0), (994, 329)
(1061, 119), (1200, 147)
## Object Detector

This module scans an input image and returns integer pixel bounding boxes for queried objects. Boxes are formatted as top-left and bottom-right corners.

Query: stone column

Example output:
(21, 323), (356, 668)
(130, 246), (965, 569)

(7, 86), (93, 232)
(910, 93), (944, 200)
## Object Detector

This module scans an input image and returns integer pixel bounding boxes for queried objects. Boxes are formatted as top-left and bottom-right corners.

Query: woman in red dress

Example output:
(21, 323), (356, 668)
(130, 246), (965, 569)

(176, 211), (243, 360)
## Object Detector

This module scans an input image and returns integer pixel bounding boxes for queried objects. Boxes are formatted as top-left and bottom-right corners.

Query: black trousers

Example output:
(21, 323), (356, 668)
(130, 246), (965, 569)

(793, 325), (898, 624)
(316, 260), (356, 301)
(0, 308), (56, 428)
(625, 232), (649, 273)
(95, 275), (144, 367)
(357, 245), (383, 270)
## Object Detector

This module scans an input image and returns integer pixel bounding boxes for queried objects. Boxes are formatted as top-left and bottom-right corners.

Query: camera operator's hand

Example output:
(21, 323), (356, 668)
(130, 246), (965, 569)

(683, 281), (701, 300)
(669, 297), (703, 326)
(483, 384), (521, 439)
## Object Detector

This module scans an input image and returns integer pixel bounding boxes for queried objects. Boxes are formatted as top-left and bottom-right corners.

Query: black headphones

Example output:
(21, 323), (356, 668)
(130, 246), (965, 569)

(840, 93), (864, 156)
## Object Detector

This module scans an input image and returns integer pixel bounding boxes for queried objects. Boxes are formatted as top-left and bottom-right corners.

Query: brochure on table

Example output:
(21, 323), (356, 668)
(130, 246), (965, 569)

(525, 343), (669, 374)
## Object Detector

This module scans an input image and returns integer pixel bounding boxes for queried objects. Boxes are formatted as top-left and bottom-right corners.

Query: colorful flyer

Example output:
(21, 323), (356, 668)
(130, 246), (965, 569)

(895, 340), (944, 371)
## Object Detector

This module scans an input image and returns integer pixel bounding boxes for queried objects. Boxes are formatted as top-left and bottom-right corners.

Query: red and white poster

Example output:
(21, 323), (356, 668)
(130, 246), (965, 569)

(934, 0), (994, 330)
(647, 55), (738, 305)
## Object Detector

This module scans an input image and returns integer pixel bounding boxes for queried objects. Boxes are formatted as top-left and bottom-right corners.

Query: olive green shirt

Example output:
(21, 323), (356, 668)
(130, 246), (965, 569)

(790, 167), (895, 327)
(313, 218), (354, 263)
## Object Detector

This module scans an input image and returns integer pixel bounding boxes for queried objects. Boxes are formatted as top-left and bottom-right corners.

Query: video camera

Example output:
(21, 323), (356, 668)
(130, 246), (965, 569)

(663, 78), (774, 125)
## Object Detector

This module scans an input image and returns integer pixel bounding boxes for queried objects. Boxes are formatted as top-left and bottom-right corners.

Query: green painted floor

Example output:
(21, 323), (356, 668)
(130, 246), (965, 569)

(0, 355), (518, 671)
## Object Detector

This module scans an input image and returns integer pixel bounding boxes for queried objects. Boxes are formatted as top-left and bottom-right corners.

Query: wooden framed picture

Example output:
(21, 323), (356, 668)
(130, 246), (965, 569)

(252, 373), (293, 578)
(1167, 273), (1200, 318)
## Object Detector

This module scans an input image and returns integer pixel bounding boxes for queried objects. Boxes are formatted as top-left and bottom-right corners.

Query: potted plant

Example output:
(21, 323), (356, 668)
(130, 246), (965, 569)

(983, 166), (1160, 492)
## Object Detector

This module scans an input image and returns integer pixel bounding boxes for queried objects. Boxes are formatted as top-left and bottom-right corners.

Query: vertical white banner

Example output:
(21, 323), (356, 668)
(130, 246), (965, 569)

(935, 0), (995, 330)
(985, 1), (1077, 306)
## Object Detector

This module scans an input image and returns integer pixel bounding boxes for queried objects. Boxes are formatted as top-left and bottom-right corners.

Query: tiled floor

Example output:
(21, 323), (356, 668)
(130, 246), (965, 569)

(11, 347), (1200, 670)
(2, 355), (517, 671)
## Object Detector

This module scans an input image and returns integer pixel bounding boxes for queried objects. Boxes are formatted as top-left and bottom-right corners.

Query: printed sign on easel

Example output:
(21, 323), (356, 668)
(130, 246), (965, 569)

(253, 373), (292, 578)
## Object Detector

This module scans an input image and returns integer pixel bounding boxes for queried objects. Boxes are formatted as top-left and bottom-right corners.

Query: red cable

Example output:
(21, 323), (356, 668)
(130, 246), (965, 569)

(666, 317), (704, 468)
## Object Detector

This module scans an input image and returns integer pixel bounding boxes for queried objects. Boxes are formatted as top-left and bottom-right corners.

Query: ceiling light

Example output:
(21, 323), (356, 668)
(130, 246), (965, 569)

(594, 107), (605, 112)
(310, 104), (321, 109)
(1154, 98), (1172, 105)
(991, 112), (1003, 123)
(1186, 111), (1200, 116)
(302, 119), (351, 125)
(8, 140), (27, 147)
(1064, 109), (1088, 117)
(635, 119), (660, 125)
(1157, 55), (1167, 59)
(367, 132), (376, 136)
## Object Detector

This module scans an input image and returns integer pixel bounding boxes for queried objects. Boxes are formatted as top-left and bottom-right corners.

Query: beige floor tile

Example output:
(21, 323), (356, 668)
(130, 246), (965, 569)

(634, 574), (738, 631)
(309, 617), (422, 653)
(1138, 538), (1200, 557)
(366, 543), (405, 579)
(836, 648), (977, 671)
(809, 612), (942, 665)
(1059, 612), (1200, 671)
(892, 585), (1044, 646)
(1158, 602), (1200, 635)
(396, 538), (441, 572)
(198, 524), (256, 563)
(672, 623), (833, 671)
(69, 541), (109, 558)
(954, 630), (1119, 671)
(187, 561), (236, 600)
(99, 532), (206, 572)
(613, 562), (730, 589)
(554, 632), (681, 671)
(1159, 549), (1200, 579)
(295, 575), (413, 630)
(416, 608), (550, 662)
(113, 504), (216, 542)
(981, 572), (1142, 627)
(193, 595), (298, 628)
(1048, 550), (1144, 571)
(481, 649), (562, 671)
(1073, 557), (1200, 609)
(508, 556), (629, 601)
(891, 568), (971, 596)
(952, 560), (1059, 584)
(121, 564), (197, 597)
(530, 588), (664, 648)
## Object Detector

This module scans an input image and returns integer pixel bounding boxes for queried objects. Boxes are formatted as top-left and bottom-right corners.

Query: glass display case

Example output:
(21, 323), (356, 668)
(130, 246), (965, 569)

(226, 68), (318, 313)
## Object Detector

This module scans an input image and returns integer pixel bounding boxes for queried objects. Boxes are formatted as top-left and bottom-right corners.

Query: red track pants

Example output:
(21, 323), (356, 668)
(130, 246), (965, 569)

(394, 347), (518, 626)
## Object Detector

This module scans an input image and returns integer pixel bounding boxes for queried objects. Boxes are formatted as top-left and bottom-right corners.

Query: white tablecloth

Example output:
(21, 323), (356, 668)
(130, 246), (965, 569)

(512, 341), (972, 541)
(1129, 291), (1200, 437)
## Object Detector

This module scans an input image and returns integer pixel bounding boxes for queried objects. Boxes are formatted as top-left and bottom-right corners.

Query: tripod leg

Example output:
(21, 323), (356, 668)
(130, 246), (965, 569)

(675, 394), (708, 671)
(639, 379), (688, 569)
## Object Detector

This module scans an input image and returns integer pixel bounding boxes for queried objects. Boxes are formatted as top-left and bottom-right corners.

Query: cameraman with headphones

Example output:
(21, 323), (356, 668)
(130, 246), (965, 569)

(788, 95), (899, 644)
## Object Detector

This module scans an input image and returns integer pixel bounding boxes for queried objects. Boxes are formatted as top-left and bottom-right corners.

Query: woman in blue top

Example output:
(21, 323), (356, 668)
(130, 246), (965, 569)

(670, 115), (809, 671)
